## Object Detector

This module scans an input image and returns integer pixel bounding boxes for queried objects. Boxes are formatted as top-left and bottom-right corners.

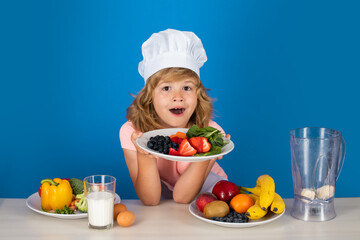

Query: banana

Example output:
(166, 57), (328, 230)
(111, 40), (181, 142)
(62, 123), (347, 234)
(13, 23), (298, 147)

(241, 186), (261, 195)
(246, 193), (257, 203)
(245, 194), (268, 220)
(270, 192), (285, 214)
(256, 175), (275, 210)
(242, 186), (284, 214)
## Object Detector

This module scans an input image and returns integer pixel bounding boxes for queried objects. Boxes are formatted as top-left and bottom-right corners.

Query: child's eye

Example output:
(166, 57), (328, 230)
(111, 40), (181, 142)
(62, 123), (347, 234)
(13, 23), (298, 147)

(183, 86), (192, 91)
(162, 86), (171, 91)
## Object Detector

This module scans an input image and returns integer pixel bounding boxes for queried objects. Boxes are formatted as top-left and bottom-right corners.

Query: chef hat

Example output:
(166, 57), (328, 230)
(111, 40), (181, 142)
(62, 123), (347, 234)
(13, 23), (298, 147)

(138, 29), (207, 81)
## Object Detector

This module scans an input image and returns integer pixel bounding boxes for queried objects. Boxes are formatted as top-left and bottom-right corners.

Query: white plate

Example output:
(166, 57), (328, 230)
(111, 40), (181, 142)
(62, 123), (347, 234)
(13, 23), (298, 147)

(26, 192), (121, 219)
(188, 201), (285, 228)
(136, 128), (234, 162)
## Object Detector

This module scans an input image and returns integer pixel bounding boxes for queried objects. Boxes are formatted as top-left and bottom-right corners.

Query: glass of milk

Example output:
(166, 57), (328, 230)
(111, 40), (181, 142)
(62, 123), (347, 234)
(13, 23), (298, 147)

(84, 175), (116, 229)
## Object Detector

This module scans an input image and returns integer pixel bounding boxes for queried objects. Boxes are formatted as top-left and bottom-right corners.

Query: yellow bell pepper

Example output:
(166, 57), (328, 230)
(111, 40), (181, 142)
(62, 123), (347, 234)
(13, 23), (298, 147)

(40, 178), (73, 211)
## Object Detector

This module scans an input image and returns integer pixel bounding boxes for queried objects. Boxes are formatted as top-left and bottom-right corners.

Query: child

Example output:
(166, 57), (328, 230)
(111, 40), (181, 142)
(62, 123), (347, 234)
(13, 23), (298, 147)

(120, 29), (230, 205)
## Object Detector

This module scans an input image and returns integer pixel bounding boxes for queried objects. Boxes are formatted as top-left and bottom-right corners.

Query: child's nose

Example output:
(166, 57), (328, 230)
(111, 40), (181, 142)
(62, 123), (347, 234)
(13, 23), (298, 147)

(172, 91), (183, 102)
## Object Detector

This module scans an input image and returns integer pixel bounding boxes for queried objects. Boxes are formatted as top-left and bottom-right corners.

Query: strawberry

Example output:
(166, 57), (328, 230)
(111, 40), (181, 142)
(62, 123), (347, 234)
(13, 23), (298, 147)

(170, 136), (183, 144)
(178, 139), (197, 156)
(189, 137), (211, 153)
(169, 148), (180, 156)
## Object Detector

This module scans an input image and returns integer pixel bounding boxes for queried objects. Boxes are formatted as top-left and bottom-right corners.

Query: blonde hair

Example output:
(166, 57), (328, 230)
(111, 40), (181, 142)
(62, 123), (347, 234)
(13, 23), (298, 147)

(127, 68), (213, 132)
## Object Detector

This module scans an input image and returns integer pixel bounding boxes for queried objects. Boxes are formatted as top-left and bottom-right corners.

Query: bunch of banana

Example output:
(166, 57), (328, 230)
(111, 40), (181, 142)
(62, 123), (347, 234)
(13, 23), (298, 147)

(246, 194), (268, 220)
(239, 174), (285, 220)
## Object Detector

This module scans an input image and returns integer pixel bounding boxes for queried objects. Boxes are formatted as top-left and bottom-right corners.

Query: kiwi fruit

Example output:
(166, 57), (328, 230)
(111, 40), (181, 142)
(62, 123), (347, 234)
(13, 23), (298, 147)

(203, 200), (230, 219)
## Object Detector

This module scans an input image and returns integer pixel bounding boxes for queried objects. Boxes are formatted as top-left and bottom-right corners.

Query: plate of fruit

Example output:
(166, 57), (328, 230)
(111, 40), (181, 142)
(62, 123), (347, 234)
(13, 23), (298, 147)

(136, 125), (234, 162)
(189, 176), (285, 228)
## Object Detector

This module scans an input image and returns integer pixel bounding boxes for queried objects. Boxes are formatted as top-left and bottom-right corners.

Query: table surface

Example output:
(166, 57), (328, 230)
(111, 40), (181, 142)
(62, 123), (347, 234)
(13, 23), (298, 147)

(0, 197), (359, 240)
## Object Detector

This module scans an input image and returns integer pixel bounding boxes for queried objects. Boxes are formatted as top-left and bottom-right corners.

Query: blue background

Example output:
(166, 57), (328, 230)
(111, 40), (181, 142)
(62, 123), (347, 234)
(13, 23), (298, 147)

(1, 0), (359, 199)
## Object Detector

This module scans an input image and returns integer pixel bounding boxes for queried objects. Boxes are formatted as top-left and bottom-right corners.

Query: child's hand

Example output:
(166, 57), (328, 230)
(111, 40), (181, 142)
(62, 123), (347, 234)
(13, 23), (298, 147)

(131, 131), (160, 160)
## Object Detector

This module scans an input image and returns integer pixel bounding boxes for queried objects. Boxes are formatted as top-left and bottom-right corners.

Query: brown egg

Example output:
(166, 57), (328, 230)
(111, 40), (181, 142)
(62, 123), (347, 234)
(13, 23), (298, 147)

(113, 203), (127, 219)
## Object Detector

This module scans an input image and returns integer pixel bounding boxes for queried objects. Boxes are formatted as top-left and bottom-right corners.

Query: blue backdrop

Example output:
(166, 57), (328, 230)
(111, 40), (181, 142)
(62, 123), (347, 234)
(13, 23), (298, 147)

(1, 0), (359, 199)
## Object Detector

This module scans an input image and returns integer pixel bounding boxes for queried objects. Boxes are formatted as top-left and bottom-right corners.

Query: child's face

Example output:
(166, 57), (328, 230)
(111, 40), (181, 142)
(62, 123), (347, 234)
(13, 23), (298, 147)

(152, 77), (198, 128)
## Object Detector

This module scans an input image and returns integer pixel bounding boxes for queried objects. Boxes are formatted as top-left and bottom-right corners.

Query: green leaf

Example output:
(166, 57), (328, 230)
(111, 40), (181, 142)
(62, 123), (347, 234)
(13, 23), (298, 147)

(187, 124), (229, 157)
(55, 205), (75, 214)
(210, 134), (226, 147)
(186, 124), (200, 138)
(196, 146), (222, 156)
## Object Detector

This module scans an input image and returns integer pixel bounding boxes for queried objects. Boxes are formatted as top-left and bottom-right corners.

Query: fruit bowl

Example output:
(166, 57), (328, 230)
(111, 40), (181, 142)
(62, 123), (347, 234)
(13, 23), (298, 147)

(188, 200), (285, 228)
(136, 128), (234, 162)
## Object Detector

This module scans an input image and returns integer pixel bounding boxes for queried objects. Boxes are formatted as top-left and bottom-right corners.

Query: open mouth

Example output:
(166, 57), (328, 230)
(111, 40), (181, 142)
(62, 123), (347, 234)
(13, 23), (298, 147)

(169, 108), (185, 115)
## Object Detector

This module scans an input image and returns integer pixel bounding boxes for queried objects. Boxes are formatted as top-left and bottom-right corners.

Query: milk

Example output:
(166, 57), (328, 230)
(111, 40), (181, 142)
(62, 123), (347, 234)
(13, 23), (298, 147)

(87, 191), (114, 228)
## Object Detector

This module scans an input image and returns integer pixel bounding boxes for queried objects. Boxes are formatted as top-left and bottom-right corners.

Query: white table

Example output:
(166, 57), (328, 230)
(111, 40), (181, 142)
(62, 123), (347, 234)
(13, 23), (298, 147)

(0, 198), (359, 240)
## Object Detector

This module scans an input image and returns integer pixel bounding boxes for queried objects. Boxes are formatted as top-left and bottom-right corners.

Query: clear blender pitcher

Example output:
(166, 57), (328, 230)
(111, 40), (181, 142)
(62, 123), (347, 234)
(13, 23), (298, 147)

(290, 127), (345, 221)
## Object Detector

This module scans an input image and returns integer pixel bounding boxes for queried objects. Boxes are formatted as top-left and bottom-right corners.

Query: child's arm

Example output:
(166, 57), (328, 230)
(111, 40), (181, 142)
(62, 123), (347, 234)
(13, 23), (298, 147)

(172, 160), (215, 204)
(172, 134), (231, 204)
(123, 131), (162, 205)
(172, 159), (222, 204)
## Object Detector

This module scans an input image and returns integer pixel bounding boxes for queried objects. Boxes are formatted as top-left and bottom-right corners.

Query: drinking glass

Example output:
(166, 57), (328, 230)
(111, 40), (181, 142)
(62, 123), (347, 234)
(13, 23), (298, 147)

(84, 175), (116, 229)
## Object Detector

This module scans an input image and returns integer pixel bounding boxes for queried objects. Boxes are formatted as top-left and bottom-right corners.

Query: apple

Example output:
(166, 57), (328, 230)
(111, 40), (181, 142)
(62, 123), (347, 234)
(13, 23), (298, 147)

(212, 180), (239, 203)
(195, 192), (218, 212)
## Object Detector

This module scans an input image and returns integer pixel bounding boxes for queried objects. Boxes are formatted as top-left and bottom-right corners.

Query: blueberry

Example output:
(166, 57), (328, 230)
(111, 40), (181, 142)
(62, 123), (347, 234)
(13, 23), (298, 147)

(147, 141), (154, 149)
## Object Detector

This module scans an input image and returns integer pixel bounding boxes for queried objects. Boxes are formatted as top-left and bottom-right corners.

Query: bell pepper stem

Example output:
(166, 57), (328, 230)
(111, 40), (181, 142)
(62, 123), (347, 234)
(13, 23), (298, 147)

(40, 178), (59, 186)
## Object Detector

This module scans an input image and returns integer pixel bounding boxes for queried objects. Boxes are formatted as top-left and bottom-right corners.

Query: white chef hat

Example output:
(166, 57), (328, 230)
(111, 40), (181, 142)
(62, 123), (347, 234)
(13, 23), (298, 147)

(138, 29), (207, 82)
